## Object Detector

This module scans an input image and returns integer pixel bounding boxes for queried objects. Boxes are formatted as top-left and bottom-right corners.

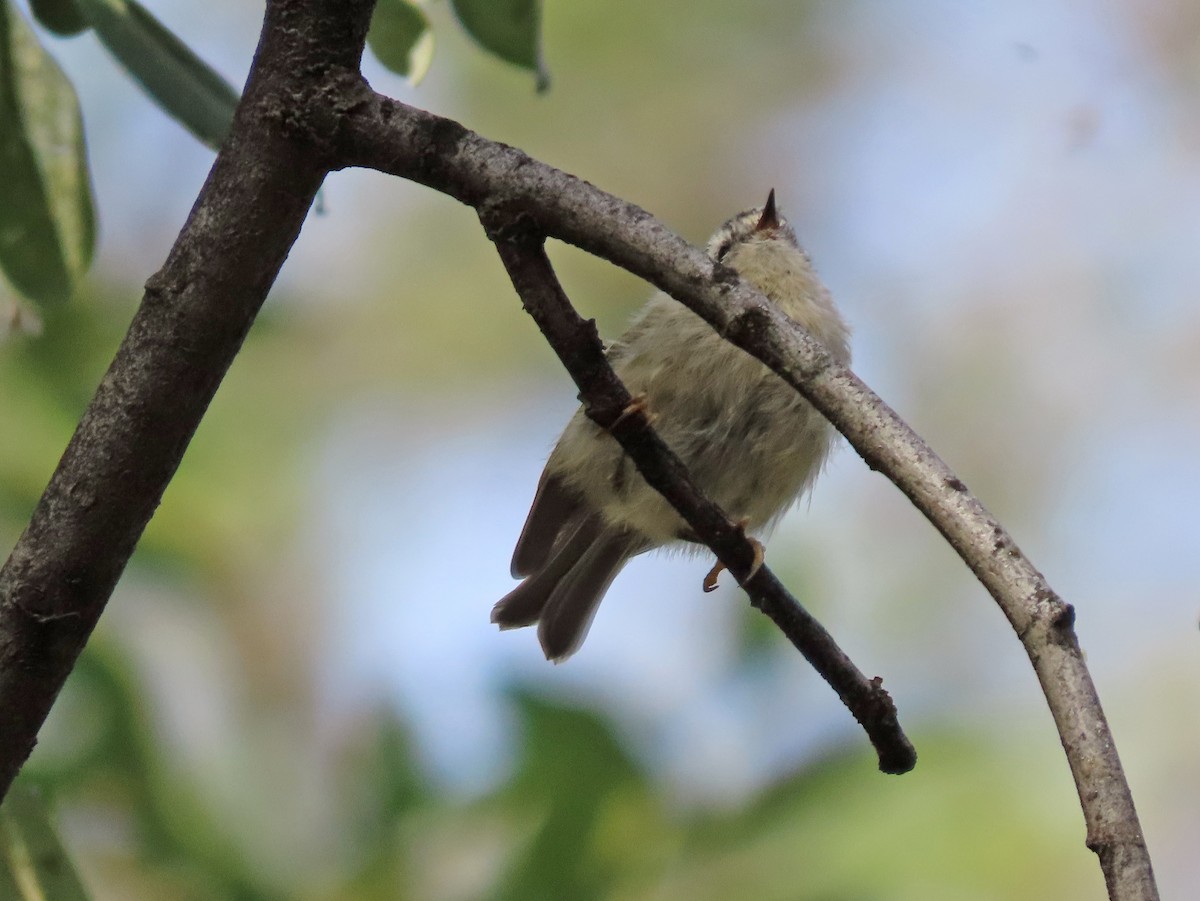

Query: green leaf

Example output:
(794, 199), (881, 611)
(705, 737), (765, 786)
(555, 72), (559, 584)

(367, 0), (434, 84)
(29, 0), (88, 36)
(0, 1), (96, 306)
(74, 0), (239, 149)
(0, 785), (94, 901)
(451, 0), (550, 92)
(495, 690), (651, 901)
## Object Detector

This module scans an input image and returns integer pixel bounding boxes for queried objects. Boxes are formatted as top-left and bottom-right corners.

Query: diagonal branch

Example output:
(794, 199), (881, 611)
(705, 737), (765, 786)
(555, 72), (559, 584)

(0, 0), (378, 800)
(480, 205), (916, 775)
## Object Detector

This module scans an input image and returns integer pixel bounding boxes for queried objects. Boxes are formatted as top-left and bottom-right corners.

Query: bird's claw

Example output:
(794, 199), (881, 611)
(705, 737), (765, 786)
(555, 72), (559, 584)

(703, 560), (725, 593)
(745, 536), (765, 579)
(702, 527), (764, 592)
(612, 394), (655, 429)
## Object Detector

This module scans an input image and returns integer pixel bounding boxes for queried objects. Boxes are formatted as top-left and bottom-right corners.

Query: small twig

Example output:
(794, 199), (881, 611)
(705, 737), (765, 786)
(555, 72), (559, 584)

(480, 205), (916, 776)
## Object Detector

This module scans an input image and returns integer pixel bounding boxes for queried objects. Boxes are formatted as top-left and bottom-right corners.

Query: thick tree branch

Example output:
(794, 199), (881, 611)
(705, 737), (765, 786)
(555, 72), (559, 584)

(337, 100), (1157, 898)
(480, 208), (915, 775)
(0, 3), (1158, 898)
(0, 0), (378, 798)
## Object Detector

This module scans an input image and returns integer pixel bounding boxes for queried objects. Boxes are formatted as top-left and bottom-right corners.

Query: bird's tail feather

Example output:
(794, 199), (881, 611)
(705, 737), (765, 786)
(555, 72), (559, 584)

(492, 515), (642, 662)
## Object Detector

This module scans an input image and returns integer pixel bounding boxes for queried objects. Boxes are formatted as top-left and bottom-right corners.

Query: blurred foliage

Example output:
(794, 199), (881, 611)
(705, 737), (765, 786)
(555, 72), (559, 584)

(10, 631), (1101, 900)
(367, 0), (433, 84)
(0, 0), (544, 307)
(0, 785), (92, 901)
(0, 1), (94, 307)
(0, 274), (1103, 896)
(450, 0), (548, 92)
(72, 0), (240, 149)
(28, 0), (86, 36)
(21, 647), (270, 900)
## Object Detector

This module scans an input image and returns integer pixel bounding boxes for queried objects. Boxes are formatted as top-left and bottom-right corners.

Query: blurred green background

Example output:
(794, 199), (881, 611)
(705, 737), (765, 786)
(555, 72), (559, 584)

(3, 0), (1199, 898)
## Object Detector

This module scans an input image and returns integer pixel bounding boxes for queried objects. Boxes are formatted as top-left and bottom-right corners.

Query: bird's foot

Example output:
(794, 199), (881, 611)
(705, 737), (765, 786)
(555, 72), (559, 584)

(702, 559), (726, 593)
(702, 523), (764, 592)
(745, 535), (765, 579)
(612, 394), (655, 429)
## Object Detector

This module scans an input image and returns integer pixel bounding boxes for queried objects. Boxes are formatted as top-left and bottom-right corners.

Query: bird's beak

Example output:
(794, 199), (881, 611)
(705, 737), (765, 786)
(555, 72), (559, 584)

(756, 189), (779, 232)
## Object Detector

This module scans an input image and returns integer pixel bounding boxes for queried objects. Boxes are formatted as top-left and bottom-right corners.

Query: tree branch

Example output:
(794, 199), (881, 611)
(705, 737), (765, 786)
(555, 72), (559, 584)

(480, 207), (916, 775)
(337, 99), (1157, 899)
(0, 0), (378, 798)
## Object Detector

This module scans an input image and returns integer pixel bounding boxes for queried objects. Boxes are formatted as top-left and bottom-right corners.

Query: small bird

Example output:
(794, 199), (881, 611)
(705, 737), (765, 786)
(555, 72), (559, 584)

(492, 191), (851, 661)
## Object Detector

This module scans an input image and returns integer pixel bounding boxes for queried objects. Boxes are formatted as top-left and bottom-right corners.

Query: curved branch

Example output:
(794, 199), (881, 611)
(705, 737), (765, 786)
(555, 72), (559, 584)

(337, 99), (1157, 899)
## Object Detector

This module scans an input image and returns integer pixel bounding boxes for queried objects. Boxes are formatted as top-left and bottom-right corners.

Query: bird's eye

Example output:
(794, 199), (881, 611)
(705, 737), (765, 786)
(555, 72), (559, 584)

(714, 238), (734, 261)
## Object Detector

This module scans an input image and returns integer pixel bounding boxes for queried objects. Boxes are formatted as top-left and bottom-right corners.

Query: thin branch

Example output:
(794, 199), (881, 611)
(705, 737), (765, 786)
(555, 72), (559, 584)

(339, 99), (1157, 899)
(480, 206), (916, 775)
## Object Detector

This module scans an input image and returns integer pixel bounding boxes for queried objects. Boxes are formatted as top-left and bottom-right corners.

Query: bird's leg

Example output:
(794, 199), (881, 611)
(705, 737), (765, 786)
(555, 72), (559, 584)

(702, 521), (764, 592)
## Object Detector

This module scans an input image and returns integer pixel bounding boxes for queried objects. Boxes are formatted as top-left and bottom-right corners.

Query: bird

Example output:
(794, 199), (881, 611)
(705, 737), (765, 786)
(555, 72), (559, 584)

(492, 190), (851, 662)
